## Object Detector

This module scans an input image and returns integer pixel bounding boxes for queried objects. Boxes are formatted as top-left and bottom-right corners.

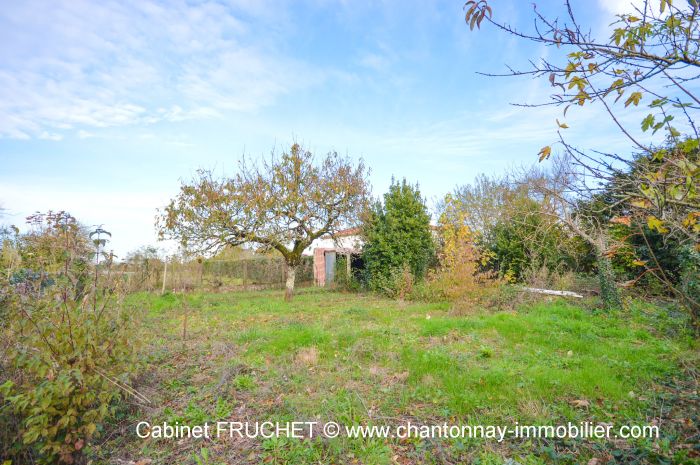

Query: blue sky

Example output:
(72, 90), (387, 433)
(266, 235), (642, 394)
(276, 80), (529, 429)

(0, 0), (657, 256)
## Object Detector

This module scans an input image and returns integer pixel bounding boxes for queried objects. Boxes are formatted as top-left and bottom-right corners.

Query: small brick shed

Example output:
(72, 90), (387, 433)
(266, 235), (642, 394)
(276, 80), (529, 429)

(303, 228), (362, 286)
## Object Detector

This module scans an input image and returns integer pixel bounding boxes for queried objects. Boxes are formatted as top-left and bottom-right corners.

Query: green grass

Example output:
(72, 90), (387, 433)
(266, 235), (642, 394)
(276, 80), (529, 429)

(96, 289), (697, 465)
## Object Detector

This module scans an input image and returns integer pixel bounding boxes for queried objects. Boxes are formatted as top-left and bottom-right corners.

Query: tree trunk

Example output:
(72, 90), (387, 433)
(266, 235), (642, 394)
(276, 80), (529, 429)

(284, 263), (296, 301)
(597, 252), (621, 310)
(565, 218), (621, 311)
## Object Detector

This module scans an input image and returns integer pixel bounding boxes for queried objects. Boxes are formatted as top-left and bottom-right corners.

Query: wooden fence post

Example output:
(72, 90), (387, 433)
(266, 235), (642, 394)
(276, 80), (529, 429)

(199, 260), (204, 288)
(161, 257), (168, 295)
(182, 295), (188, 342)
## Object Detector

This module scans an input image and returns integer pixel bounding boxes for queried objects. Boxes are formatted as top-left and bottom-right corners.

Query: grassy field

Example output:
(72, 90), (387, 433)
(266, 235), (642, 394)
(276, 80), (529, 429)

(96, 289), (698, 465)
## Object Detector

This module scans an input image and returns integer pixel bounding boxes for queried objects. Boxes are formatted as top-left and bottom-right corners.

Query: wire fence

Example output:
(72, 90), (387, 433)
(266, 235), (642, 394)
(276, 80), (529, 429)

(116, 255), (315, 293)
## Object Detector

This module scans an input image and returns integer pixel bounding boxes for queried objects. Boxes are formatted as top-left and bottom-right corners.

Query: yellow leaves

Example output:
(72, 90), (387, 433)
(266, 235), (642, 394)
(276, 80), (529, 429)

(631, 198), (651, 209)
(610, 78), (625, 90)
(647, 215), (669, 234)
(567, 75), (586, 91)
(556, 119), (569, 129)
(682, 212), (700, 229)
(538, 146), (552, 162)
(660, 0), (672, 14)
(564, 62), (579, 79)
(575, 90), (589, 106)
(624, 91), (643, 107)
(432, 208), (495, 300)
(666, 15), (682, 29)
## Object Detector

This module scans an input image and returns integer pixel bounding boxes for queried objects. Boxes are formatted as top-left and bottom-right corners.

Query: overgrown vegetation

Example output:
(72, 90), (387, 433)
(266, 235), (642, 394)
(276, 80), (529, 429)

(464, 0), (700, 323)
(90, 289), (697, 464)
(0, 212), (142, 464)
(2, 2), (699, 464)
(426, 194), (497, 303)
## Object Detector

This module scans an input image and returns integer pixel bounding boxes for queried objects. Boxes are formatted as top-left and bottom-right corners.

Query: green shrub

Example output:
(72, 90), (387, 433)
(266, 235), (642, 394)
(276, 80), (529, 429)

(333, 255), (363, 291)
(0, 212), (141, 464)
(361, 178), (434, 294)
(486, 203), (591, 281)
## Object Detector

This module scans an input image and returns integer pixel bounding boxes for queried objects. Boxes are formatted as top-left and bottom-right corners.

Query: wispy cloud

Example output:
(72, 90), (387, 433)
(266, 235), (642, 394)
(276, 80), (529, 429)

(0, 0), (325, 140)
(38, 131), (64, 141)
(597, 0), (647, 15)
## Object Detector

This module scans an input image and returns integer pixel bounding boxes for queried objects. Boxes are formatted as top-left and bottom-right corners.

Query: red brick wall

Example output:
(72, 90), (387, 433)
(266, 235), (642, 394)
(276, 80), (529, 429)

(313, 248), (329, 286)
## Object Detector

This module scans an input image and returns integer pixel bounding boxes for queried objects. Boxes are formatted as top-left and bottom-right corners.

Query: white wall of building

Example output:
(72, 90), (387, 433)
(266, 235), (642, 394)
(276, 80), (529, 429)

(302, 234), (362, 255)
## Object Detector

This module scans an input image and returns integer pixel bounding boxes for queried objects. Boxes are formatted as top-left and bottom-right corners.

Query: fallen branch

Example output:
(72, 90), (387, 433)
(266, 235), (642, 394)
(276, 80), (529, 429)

(521, 287), (584, 298)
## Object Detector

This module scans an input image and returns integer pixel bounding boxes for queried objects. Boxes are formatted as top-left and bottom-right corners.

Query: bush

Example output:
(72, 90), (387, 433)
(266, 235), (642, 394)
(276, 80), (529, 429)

(362, 178), (434, 294)
(332, 255), (363, 291)
(486, 203), (591, 281)
(0, 212), (141, 464)
(425, 198), (497, 304)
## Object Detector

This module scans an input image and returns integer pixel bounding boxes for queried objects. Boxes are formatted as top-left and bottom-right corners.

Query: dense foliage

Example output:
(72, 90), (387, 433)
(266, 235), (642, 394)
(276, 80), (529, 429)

(361, 179), (434, 295)
(447, 171), (593, 283)
(0, 212), (141, 464)
(464, 0), (700, 320)
(575, 140), (700, 322)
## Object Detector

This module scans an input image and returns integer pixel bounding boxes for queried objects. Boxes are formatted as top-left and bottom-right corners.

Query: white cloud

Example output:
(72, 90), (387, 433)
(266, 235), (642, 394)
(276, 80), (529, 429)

(0, 0), (325, 140)
(39, 131), (64, 141)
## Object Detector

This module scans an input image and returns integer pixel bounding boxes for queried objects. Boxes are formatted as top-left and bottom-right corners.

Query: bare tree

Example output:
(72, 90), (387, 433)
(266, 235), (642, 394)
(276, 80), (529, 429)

(464, 0), (700, 313)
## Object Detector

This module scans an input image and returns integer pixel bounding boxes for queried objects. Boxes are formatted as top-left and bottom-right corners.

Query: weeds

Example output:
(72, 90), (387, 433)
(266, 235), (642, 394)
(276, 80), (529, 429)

(90, 289), (697, 464)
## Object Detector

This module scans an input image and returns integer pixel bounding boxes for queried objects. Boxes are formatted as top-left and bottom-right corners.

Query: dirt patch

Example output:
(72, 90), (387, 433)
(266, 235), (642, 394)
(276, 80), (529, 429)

(295, 346), (319, 366)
